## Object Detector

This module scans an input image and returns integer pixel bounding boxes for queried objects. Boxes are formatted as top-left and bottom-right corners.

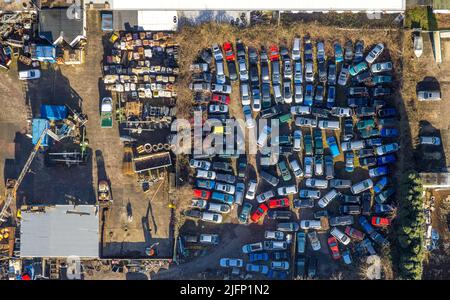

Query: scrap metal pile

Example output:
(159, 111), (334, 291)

(103, 32), (179, 133)
(0, 12), (37, 70)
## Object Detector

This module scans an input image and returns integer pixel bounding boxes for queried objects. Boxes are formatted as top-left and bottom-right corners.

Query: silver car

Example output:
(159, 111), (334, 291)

(305, 61), (314, 82)
(371, 61), (392, 73)
(308, 231), (321, 251)
(238, 59), (249, 81)
(337, 65), (349, 86)
(365, 43), (384, 64)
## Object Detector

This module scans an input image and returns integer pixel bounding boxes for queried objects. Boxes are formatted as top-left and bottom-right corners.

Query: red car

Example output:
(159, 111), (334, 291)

(371, 216), (391, 227)
(211, 93), (231, 104)
(223, 42), (235, 61)
(193, 189), (211, 200)
(345, 226), (365, 241)
(267, 198), (290, 209)
(251, 203), (268, 223)
(269, 45), (280, 61)
(327, 236), (341, 260)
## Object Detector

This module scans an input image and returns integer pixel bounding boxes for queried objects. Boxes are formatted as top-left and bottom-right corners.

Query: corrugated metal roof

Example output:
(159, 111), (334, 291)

(20, 205), (99, 258)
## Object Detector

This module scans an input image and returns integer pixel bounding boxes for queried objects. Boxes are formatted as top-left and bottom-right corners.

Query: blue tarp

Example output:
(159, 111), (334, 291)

(32, 119), (49, 147)
(34, 45), (56, 63)
(40, 105), (67, 121)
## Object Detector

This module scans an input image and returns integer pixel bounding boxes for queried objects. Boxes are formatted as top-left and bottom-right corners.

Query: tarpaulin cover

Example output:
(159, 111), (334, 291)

(32, 119), (49, 147)
(40, 105), (67, 121)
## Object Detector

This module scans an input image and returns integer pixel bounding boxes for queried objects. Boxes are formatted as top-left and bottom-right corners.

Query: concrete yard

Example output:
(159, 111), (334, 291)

(0, 10), (173, 259)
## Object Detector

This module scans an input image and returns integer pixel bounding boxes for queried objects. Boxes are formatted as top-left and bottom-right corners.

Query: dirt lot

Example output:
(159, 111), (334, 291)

(0, 10), (173, 258)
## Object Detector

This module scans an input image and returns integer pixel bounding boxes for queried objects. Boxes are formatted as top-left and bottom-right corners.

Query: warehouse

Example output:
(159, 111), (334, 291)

(19, 205), (99, 258)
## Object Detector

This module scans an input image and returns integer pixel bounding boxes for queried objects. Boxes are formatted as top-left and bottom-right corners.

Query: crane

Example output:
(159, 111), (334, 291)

(0, 128), (48, 224)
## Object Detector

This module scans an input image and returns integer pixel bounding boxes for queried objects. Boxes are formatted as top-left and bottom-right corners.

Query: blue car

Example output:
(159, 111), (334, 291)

(377, 108), (397, 118)
(374, 203), (396, 214)
(304, 84), (314, 106)
(375, 187), (395, 204)
(326, 136), (340, 158)
(326, 86), (336, 109)
(377, 154), (396, 166)
(249, 252), (269, 262)
(380, 128), (398, 137)
(196, 179), (216, 190)
(373, 177), (389, 194)
(267, 269), (288, 280)
(334, 43), (344, 63)
(369, 166), (388, 178)
(364, 138), (383, 147)
(359, 216), (375, 234)
(342, 249), (352, 265)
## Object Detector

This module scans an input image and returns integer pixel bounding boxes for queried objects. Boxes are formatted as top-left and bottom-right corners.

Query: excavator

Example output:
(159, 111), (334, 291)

(0, 128), (48, 225)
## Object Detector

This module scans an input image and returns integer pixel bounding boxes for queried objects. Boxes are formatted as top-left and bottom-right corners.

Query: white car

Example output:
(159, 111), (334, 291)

(308, 231), (321, 251)
(350, 179), (373, 194)
(299, 189), (320, 199)
(199, 234), (219, 245)
(209, 104), (228, 114)
(305, 61), (314, 82)
(246, 180), (258, 200)
(277, 185), (298, 196)
(211, 83), (232, 94)
(196, 170), (216, 180)
(294, 84), (303, 103)
(252, 97), (261, 112)
(337, 65), (349, 86)
(371, 61), (392, 73)
(215, 182), (236, 195)
(305, 178), (328, 189)
(317, 189), (339, 208)
(365, 43), (384, 64)
(201, 211), (223, 223)
(243, 105), (256, 129)
(19, 69), (41, 80)
(304, 156), (313, 178)
(189, 159), (211, 170)
(212, 43), (223, 61)
(331, 107), (353, 118)
(264, 230), (285, 240)
(208, 202), (231, 214)
(314, 156), (324, 176)
(330, 227), (351, 245)
(238, 59), (249, 81)
(256, 190), (275, 203)
(257, 125), (272, 148)
(300, 220), (322, 230)
(289, 159), (304, 178)
(242, 242), (264, 253)
(220, 258), (244, 268)
(293, 130), (302, 151)
(419, 136), (441, 145)
(291, 105), (311, 115)
(264, 240), (288, 251)
(241, 83), (251, 105)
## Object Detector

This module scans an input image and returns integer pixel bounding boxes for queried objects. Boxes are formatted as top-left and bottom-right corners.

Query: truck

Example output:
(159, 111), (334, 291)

(98, 180), (112, 203)
(101, 97), (113, 128)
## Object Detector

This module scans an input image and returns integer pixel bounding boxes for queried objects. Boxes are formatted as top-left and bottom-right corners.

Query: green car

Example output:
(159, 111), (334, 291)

(278, 160), (292, 182)
(304, 134), (313, 156)
(349, 61), (368, 76)
(279, 113), (292, 123)
(313, 128), (324, 155)
(238, 202), (253, 224)
(356, 119), (375, 130)
(372, 75), (392, 84)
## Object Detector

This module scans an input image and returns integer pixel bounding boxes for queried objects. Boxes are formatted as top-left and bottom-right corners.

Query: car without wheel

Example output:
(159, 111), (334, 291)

(308, 231), (321, 251)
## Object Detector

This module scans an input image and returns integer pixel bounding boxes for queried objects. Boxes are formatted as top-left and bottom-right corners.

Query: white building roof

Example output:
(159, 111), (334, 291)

(138, 11), (178, 31)
(109, 0), (405, 12)
(20, 205), (99, 258)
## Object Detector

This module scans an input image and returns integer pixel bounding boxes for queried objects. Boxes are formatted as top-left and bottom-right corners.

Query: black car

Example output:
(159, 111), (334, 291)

(294, 198), (314, 208)
(318, 61), (327, 83)
(267, 210), (292, 220)
(352, 70), (372, 84)
(355, 107), (376, 117)
(358, 148), (375, 158)
(343, 118), (354, 141)
(329, 215), (354, 226)
(361, 193), (372, 216)
(344, 40), (354, 61)
(340, 194), (361, 204)
(227, 60), (238, 81)
(248, 47), (258, 65)
(260, 105), (282, 119)
(260, 170), (280, 187)
(371, 99), (386, 108)
(200, 48), (212, 63)
(340, 205), (362, 215)
(212, 161), (232, 172)
(237, 158), (247, 178)
(250, 64), (259, 84)
(236, 40), (246, 60)
(314, 210), (329, 219)
(311, 107), (330, 118)
(279, 146), (294, 155)
(307, 257), (318, 279)
(347, 97), (369, 108)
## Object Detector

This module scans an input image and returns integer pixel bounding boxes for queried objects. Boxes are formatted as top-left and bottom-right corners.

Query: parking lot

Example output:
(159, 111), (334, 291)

(170, 23), (405, 279)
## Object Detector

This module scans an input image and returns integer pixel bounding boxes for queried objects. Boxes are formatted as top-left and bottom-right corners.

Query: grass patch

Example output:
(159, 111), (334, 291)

(405, 7), (438, 31)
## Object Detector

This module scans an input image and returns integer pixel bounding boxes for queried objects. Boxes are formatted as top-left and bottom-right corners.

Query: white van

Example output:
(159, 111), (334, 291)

(241, 83), (251, 105)
(273, 84), (283, 104)
(318, 119), (340, 130)
(292, 38), (301, 61)
(317, 189), (339, 208)
(257, 125), (272, 148)
(330, 227), (351, 245)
